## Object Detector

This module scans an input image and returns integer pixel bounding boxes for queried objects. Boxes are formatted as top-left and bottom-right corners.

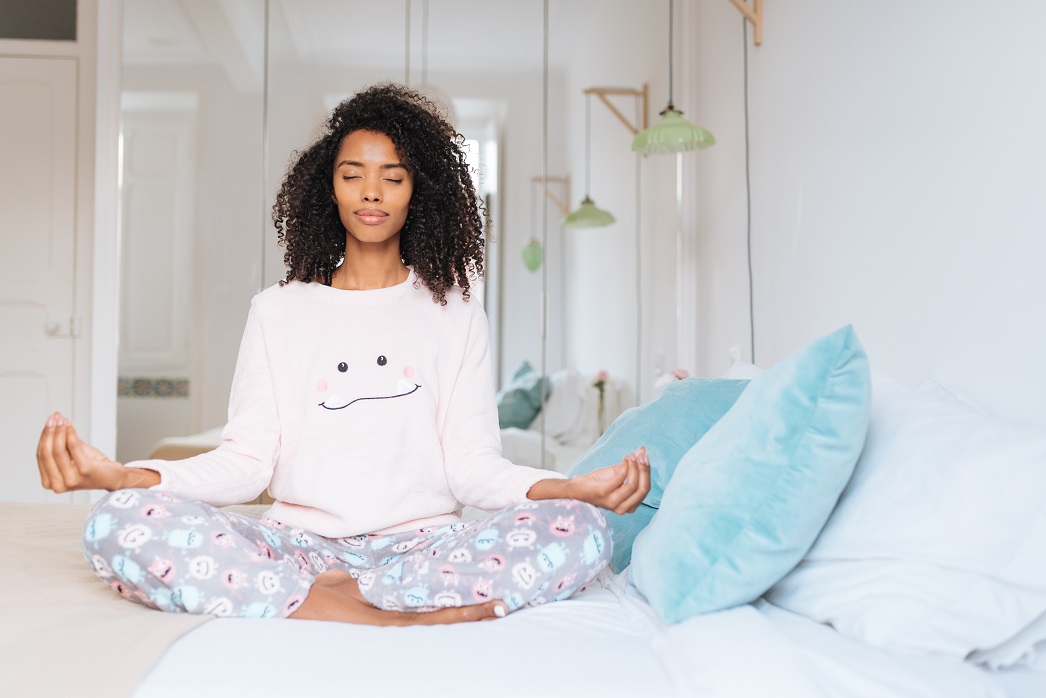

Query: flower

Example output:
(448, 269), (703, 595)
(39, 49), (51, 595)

(655, 367), (691, 390)
(592, 370), (609, 434)
(592, 370), (608, 392)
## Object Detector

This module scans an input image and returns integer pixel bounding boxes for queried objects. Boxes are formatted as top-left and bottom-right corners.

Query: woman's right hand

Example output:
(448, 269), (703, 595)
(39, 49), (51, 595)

(36, 412), (151, 493)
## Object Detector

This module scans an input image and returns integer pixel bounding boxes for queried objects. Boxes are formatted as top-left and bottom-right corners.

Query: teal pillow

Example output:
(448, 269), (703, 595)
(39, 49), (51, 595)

(567, 378), (749, 572)
(629, 325), (871, 623)
(496, 361), (547, 429)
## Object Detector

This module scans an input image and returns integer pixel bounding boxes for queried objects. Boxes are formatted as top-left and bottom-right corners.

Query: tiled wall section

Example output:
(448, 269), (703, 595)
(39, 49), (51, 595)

(117, 377), (189, 398)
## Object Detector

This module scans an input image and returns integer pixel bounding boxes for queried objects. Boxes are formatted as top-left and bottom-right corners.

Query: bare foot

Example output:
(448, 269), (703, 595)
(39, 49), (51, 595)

(288, 570), (507, 626)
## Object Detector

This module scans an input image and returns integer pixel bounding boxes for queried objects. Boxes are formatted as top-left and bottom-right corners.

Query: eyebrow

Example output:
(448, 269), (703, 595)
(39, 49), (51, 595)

(336, 160), (406, 170)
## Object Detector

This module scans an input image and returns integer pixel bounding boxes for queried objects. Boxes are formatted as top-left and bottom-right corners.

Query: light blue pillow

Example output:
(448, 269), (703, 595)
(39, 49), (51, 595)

(496, 361), (547, 429)
(567, 378), (749, 572)
(629, 325), (871, 623)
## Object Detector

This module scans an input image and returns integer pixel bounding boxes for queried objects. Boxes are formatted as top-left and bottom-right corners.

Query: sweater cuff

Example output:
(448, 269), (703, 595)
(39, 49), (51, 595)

(121, 460), (171, 490)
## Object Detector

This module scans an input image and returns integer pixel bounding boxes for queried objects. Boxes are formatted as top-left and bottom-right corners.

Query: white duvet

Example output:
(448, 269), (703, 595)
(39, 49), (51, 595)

(136, 571), (1020, 698)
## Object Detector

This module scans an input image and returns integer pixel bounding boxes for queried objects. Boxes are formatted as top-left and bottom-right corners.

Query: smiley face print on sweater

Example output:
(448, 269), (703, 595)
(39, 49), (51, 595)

(316, 351), (421, 411)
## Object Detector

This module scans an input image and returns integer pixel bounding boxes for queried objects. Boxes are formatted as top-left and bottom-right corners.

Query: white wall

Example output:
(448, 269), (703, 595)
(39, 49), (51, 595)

(552, 0), (679, 406)
(688, 0), (1046, 425)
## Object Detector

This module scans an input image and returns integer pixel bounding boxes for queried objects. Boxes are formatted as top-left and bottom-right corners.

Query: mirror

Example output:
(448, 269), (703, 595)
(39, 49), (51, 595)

(117, 0), (266, 463)
(117, 0), (676, 475)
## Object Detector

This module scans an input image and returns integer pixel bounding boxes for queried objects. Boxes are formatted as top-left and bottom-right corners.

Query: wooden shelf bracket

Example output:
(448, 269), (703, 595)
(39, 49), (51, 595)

(530, 175), (571, 215)
(583, 85), (649, 136)
(728, 0), (763, 46)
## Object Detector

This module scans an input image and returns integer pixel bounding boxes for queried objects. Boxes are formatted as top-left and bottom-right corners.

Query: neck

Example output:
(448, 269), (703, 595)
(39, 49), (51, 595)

(329, 238), (408, 290)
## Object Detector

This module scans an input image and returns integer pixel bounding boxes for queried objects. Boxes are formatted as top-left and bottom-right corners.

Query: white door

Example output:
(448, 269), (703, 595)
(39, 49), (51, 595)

(0, 56), (77, 503)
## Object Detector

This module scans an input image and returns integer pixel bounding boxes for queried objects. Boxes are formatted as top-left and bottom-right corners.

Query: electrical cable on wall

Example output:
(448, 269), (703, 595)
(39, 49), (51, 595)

(260, 0), (270, 294)
(404, 0), (411, 84)
(539, 0), (549, 469)
(635, 97), (643, 406)
(743, 15), (755, 365)
(421, 0), (429, 86)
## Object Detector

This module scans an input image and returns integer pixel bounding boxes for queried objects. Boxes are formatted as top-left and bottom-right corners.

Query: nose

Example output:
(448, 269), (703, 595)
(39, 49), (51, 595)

(362, 177), (383, 203)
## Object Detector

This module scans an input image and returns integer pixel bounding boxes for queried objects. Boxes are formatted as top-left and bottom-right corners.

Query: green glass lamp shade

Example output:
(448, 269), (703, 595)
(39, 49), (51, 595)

(563, 196), (616, 229)
(631, 107), (715, 154)
(522, 239), (543, 272)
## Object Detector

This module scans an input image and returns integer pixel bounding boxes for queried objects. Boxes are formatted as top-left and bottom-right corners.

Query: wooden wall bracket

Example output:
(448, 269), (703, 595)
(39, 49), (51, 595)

(583, 84), (649, 136)
(728, 0), (763, 46)
(530, 175), (571, 215)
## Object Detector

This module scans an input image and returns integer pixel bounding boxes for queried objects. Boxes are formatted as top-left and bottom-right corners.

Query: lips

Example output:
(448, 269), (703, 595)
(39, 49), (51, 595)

(354, 208), (389, 225)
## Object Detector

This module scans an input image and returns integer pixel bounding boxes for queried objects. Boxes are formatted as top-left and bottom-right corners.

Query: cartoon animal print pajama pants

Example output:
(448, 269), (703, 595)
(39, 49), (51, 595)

(82, 488), (612, 619)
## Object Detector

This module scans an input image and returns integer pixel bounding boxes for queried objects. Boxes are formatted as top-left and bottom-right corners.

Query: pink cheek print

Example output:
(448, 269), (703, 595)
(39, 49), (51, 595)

(316, 379), (328, 393)
(403, 366), (415, 379)
(222, 571), (247, 590)
(550, 517), (576, 537)
(149, 559), (176, 581)
(472, 579), (494, 602)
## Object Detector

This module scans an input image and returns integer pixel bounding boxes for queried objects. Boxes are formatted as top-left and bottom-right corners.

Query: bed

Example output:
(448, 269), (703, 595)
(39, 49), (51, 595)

(4, 340), (1046, 698)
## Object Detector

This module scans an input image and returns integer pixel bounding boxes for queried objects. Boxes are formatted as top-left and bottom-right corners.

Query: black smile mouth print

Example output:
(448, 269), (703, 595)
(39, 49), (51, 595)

(318, 383), (421, 410)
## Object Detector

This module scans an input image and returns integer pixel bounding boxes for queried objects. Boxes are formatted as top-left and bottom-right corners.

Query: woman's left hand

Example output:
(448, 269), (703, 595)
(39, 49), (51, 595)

(529, 447), (651, 515)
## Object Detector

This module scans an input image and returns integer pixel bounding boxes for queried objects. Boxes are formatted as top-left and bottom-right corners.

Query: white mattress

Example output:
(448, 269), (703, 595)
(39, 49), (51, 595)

(135, 572), (1042, 697)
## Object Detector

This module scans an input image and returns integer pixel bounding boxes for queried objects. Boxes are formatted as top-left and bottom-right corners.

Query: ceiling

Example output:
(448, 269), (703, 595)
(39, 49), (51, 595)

(124, 0), (589, 91)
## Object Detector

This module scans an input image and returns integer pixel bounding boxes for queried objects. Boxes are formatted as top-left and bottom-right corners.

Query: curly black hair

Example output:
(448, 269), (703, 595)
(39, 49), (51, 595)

(272, 82), (484, 305)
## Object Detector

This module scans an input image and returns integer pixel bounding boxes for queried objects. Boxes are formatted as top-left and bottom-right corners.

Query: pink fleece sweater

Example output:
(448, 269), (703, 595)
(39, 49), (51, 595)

(131, 270), (563, 537)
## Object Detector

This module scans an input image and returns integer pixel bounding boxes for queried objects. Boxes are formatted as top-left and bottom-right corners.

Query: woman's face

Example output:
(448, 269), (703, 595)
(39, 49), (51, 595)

(332, 129), (414, 246)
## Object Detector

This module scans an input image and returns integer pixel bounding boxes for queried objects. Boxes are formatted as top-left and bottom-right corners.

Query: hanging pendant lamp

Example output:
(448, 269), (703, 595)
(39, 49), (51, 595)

(632, 0), (715, 154)
(522, 181), (544, 271)
(522, 239), (543, 272)
(564, 92), (615, 228)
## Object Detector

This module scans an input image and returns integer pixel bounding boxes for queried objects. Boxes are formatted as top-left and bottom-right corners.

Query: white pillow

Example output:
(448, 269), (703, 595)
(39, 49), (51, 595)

(538, 369), (586, 440)
(766, 376), (1046, 665)
(720, 359), (764, 380)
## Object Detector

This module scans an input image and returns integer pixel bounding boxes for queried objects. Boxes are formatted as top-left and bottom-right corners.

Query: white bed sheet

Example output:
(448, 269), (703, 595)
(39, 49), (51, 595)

(135, 572), (1034, 698)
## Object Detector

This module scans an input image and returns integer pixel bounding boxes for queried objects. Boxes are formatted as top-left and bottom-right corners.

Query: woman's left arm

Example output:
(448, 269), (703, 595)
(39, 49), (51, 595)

(527, 447), (651, 514)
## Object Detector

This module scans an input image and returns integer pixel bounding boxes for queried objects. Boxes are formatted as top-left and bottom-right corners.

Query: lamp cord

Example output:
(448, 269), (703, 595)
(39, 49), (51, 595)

(668, 0), (675, 107)
(529, 179), (536, 242)
(539, 0), (549, 469)
(584, 92), (591, 197)
(743, 15), (755, 364)
(421, 0), (429, 87)
(635, 96), (643, 405)
(404, 0), (411, 85)
(260, 0), (269, 292)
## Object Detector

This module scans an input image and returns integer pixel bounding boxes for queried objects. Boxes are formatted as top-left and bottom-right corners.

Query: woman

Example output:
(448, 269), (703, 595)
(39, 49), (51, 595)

(36, 83), (650, 626)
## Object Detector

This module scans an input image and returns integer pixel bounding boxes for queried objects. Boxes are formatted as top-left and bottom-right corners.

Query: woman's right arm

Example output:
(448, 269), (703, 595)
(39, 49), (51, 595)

(36, 303), (280, 503)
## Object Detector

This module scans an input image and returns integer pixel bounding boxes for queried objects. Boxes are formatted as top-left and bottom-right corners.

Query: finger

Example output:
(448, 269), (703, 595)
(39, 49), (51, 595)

(52, 418), (81, 491)
(618, 453), (651, 513)
(65, 424), (99, 488)
(36, 413), (58, 490)
(66, 424), (91, 472)
(591, 461), (630, 500)
(603, 455), (640, 512)
(618, 454), (643, 510)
